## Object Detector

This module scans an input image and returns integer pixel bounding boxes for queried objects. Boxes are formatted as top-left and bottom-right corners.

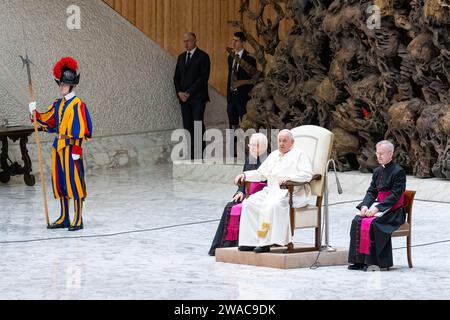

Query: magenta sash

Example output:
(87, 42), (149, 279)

(225, 182), (267, 241)
(378, 191), (405, 211)
(358, 191), (405, 255)
(249, 182), (267, 196)
(359, 217), (376, 255)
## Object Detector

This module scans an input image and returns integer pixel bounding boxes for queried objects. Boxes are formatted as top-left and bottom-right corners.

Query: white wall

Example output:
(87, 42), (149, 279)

(0, 0), (227, 139)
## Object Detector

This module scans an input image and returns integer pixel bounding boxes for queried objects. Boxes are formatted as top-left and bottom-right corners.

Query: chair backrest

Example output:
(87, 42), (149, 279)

(404, 190), (416, 224)
(290, 125), (334, 197)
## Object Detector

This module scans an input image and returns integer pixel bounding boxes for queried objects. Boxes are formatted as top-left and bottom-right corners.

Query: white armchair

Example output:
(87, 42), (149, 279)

(282, 125), (334, 253)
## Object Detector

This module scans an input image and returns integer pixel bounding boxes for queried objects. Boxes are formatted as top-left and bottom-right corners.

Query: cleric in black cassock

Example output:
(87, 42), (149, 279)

(348, 141), (406, 270)
(208, 156), (261, 256)
(208, 133), (268, 256)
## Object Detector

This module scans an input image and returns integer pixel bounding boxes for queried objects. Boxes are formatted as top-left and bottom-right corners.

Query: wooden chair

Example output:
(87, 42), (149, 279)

(392, 190), (416, 268)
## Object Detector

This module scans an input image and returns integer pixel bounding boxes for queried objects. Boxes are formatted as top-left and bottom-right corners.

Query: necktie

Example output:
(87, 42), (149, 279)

(186, 52), (191, 64)
(230, 58), (239, 91)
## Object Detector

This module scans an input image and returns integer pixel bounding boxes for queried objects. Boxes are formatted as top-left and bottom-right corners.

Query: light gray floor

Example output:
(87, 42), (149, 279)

(0, 165), (449, 300)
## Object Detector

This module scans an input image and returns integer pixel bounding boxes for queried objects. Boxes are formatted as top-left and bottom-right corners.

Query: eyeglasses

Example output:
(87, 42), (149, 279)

(248, 143), (259, 148)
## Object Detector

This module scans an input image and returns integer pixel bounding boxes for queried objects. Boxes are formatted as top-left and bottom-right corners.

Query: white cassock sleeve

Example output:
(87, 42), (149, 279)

(289, 152), (314, 183)
(243, 152), (273, 182)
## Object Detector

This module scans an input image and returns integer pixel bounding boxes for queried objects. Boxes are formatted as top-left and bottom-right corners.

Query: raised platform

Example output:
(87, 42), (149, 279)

(215, 246), (349, 270)
(173, 160), (450, 202)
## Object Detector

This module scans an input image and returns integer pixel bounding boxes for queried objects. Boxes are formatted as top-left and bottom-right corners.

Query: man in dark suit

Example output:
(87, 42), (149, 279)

(174, 32), (211, 160)
(227, 32), (257, 130)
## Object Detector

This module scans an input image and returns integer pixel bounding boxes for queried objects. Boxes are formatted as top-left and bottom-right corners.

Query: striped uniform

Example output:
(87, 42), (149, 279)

(35, 95), (92, 227)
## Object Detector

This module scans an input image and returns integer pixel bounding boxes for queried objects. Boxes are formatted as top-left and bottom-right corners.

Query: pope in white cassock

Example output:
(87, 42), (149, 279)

(235, 130), (314, 253)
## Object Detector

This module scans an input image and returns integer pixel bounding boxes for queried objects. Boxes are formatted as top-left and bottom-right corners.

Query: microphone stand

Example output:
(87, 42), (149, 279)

(321, 159), (343, 252)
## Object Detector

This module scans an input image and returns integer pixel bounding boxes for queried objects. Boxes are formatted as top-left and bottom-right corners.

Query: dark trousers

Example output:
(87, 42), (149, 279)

(180, 99), (206, 159)
(227, 93), (247, 128)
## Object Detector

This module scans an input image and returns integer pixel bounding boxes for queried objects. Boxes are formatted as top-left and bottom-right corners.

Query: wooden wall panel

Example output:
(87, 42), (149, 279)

(103, 0), (291, 96)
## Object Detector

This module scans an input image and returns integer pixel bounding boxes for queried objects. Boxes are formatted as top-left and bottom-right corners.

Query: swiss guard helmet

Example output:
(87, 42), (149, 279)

(53, 57), (80, 86)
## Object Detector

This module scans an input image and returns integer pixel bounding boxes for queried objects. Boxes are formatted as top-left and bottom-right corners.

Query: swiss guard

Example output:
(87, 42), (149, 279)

(29, 57), (92, 231)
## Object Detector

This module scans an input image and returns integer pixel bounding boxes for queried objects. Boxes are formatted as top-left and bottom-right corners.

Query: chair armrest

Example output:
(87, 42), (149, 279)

(236, 180), (252, 198)
(282, 174), (322, 208)
(244, 181), (251, 199)
(280, 174), (322, 189)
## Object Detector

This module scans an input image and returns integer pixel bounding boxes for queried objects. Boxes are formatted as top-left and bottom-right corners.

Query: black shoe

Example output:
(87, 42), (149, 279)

(238, 246), (256, 252)
(223, 241), (235, 248)
(68, 225), (84, 232)
(348, 264), (366, 270)
(254, 246), (270, 254)
(47, 223), (69, 229)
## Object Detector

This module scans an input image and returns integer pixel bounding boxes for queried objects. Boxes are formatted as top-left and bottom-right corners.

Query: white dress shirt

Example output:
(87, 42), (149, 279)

(186, 47), (197, 63)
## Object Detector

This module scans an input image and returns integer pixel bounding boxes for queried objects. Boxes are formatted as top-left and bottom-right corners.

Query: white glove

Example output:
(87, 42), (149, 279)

(72, 154), (80, 161)
(29, 101), (37, 113)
